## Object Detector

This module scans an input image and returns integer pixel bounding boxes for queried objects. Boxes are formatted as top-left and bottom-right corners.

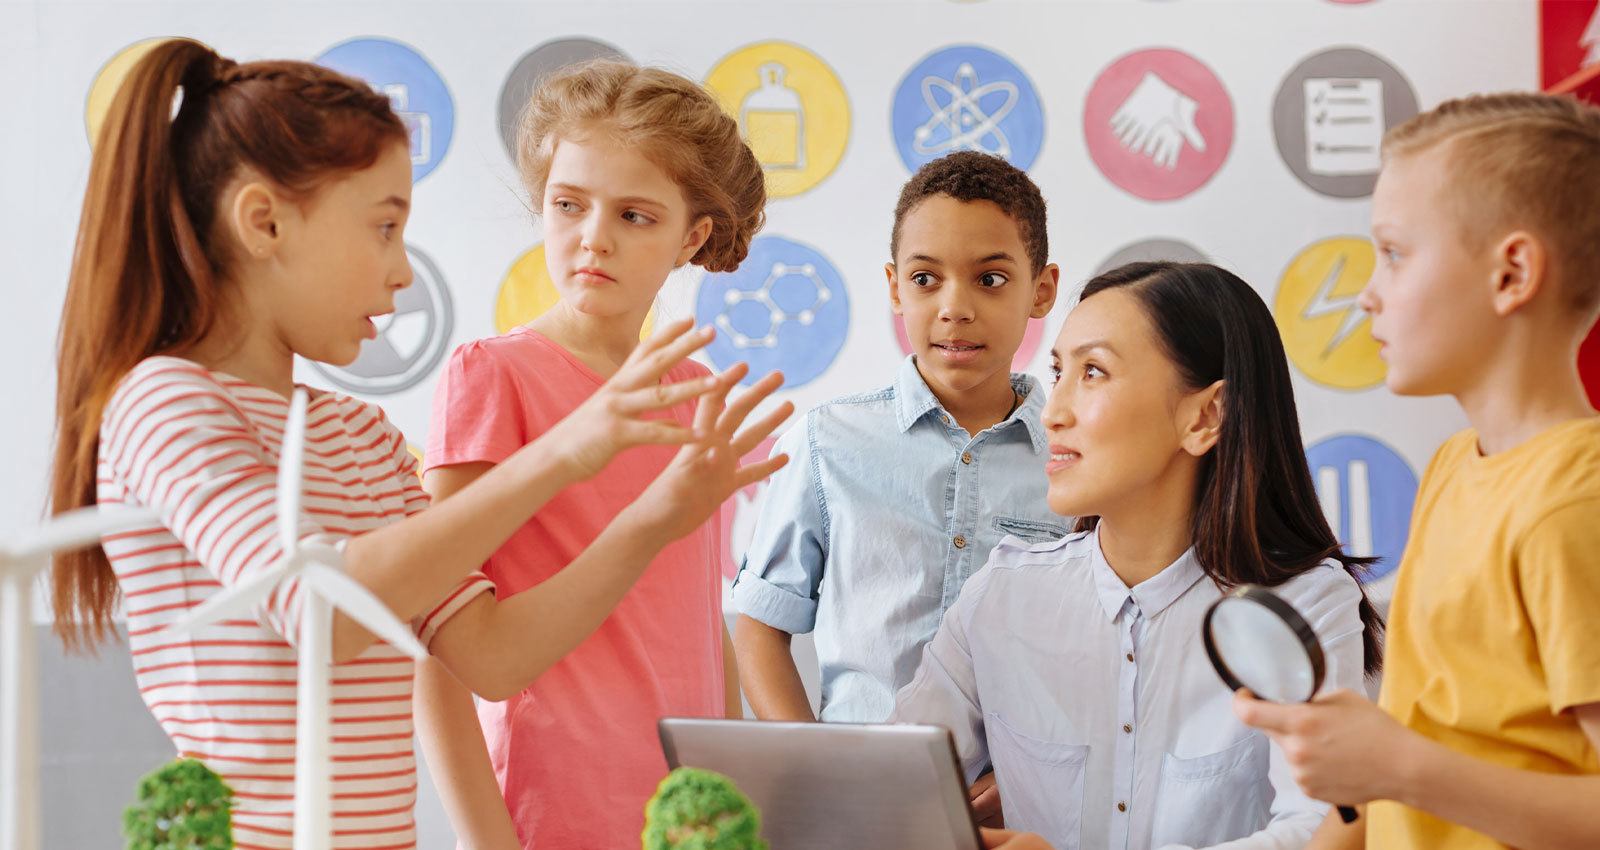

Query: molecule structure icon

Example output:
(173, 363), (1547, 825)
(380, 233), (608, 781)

(715, 262), (834, 349)
(695, 235), (851, 389)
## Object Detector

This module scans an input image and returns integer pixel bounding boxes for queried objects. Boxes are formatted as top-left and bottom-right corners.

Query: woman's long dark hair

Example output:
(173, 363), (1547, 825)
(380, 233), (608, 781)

(1077, 262), (1384, 675)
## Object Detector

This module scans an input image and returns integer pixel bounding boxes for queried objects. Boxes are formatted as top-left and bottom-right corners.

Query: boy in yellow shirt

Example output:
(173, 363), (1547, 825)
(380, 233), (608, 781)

(1237, 93), (1600, 849)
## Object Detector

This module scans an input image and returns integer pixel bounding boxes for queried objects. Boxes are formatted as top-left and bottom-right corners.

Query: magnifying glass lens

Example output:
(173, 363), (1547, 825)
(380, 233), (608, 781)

(1210, 597), (1317, 703)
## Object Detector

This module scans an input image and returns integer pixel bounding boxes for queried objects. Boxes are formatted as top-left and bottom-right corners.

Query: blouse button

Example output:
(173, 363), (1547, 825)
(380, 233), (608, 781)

(961, 452), (973, 464)
(1117, 802), (1127, 812)
(954, 535), (967, 549)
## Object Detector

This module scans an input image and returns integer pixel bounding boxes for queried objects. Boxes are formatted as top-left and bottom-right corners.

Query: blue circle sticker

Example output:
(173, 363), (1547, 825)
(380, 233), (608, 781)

(695, 236), (850, 389)
(891, 45), (1045, 172)
(1304, 434), (1418, 581)
(316, 38), (454, 183)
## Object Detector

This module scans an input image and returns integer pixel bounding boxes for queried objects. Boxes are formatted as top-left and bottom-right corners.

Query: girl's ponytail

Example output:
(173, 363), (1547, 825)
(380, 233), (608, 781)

(50, 39), (407, 650)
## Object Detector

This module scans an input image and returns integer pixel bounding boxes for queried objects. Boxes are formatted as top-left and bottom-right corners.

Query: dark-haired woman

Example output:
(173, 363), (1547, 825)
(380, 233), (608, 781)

(891, 262), (1383, 850)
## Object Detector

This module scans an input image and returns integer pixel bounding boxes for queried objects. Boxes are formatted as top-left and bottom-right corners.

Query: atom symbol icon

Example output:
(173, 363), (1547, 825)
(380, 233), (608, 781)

(913, 61), (1020, 158)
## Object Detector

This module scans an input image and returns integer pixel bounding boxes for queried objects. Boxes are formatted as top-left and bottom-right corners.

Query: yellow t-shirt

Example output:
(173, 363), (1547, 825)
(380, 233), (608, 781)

(1370, 419), (1600, 849)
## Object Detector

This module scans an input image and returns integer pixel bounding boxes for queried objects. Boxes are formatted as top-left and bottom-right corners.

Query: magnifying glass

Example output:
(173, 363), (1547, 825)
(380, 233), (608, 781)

(1201, 584), (1358, 824)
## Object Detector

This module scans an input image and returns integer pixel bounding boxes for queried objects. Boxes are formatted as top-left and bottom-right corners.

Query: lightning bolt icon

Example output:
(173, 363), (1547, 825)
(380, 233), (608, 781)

(1300, 254), (1368, 358)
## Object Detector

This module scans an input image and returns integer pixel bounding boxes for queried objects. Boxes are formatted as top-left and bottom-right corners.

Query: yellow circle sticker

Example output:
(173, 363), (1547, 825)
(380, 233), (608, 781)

(86, 38), (174, 147)
(1274, 237), (1385, 390)
(704, 41), (850, 199)
(495, 245), (653, 337)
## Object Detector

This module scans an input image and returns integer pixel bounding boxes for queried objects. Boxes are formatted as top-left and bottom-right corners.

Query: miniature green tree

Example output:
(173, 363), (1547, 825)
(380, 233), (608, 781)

(642, 766), (768, 850)
(123, 758), (234, 850)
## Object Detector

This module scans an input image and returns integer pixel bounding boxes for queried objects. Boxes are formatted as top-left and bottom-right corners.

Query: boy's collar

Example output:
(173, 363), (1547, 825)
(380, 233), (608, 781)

(892, 355), (1049, 454)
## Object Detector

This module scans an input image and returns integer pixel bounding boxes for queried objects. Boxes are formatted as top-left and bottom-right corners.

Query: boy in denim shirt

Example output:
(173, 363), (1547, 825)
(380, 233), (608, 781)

(733, 151), (1065, 723)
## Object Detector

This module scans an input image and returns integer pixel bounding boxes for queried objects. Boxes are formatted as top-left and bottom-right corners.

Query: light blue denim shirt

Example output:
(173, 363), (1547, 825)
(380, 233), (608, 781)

(731, 355), (1068, 722)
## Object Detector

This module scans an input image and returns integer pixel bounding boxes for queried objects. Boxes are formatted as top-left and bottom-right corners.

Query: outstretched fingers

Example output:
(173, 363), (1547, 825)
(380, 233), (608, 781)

(715, 370), (785, 438)
(613, 320), (715, 391)
(730, 400), (794, 459)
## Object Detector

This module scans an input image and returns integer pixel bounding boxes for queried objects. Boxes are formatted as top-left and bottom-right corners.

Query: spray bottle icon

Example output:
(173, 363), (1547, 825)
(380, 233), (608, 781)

(739, 63), (805, 171)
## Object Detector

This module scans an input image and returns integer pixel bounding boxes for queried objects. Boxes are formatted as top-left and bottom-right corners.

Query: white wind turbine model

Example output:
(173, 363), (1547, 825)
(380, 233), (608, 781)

(166, 389), (427, 850)
(1, 503), (158, 850)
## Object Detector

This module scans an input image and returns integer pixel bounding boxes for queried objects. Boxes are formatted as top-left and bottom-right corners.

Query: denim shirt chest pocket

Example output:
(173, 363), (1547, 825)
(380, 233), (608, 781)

(1151, 732), (1273, 848)
(990, 516), (1071, 547)
(985, 712), (1090, 850)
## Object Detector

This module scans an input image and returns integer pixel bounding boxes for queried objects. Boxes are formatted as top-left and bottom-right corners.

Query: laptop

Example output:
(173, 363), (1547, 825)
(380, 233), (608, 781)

(657, 718), (983, 850)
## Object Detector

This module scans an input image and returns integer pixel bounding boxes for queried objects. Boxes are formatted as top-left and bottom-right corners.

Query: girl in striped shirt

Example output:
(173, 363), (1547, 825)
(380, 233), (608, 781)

(47, 39), (789, 850)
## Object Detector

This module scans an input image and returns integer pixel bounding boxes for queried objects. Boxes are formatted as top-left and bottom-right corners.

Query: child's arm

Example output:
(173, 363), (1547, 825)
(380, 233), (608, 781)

(333, 321), (728, 663)
(722, 621), (743, 718)
(1239, 498), (1600, 850)
(1302, 808), (1364, 850)
(729, 422), (825, 721)
(99, 322), (723, 665)
(1239, 693), (1600, 850)
(734, 615), (814, 720)
(428, 370), (793, 700)
(413, 656), (520, 850)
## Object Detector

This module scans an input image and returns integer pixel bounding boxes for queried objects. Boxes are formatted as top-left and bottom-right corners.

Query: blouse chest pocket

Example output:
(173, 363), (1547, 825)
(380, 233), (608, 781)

(985, 712), (1089, 850)
(1151, 733), (1273, 849)
(991, 516), (1070, 546)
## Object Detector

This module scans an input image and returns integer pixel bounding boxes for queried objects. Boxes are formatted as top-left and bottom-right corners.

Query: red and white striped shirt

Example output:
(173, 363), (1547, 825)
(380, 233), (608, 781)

(97, 356), (494, 850)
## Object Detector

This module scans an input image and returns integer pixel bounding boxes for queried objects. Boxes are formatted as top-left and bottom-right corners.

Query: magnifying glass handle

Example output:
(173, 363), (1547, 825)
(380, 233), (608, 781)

(1338, 805), (1358, 823)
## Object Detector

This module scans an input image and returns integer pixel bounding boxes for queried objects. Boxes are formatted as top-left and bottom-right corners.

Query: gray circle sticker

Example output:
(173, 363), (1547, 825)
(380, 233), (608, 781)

(1094, 238), (1207, 276)
(1272, 47), (1418, 199)
(497, 38), (630, 161)
(311, 246), (454, 395)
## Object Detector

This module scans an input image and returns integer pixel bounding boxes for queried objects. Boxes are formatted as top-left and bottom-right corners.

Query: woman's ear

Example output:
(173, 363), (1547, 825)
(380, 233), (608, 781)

(675, 214), (714, 267)
(1180, 380), (1224, 457)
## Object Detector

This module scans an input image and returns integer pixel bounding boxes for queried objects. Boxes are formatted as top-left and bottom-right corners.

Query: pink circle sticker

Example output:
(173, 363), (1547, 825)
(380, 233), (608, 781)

(1084, 48), (1234, 201)
(893, 314), (1046, 372)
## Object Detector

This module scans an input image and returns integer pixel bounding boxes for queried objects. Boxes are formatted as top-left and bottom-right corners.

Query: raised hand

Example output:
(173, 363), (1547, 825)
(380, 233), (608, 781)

(629, 364), (794, 542)
(545, 319), (731, 480)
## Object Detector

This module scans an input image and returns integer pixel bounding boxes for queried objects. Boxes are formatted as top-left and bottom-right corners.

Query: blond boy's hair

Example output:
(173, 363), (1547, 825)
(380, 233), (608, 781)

(1383, 92), (1600, 313)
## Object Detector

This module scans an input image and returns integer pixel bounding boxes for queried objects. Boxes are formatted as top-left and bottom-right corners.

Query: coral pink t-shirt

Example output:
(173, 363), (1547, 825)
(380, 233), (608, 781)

(423, 326), (724, 849)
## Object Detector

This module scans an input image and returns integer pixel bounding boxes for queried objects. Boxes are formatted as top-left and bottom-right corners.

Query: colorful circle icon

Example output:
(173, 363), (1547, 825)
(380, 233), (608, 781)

(310, 245), (453, 395)
(893, 315), (1045, 372)
(1272, 48), (1418, 198)
(1304, 434), (1417, 581)
(892, 45), (1045, 173)
(497, 245), (559, 334)
(496, 245), (654, 338)
(695, 235), (850, 388)
(1093, 237), (1208, 276)
(316, 38), (454, 184)
(704, 42), (850, 199)
(86, 38), (172, 146)
(498, 38), (629, 162)
(1274, 237), (1384, 390)
(1084, 48), (1233, 201)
